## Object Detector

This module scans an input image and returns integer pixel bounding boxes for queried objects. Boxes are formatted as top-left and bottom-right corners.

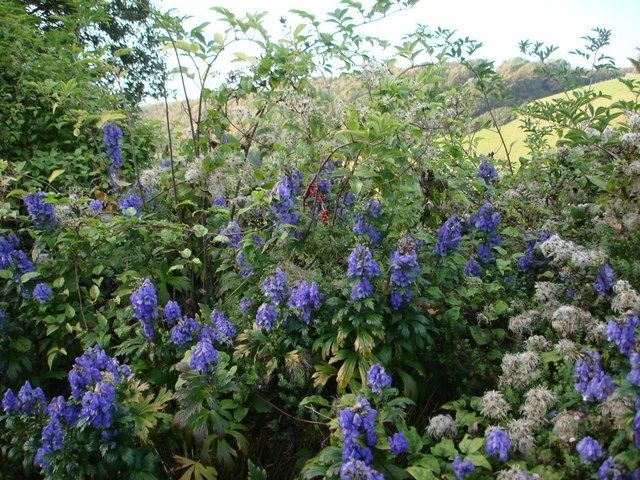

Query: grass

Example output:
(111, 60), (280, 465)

(473, 73), (640, 160)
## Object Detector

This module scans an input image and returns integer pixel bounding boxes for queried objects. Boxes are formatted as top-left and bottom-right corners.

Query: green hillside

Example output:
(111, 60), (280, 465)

(474, 73), (640, 160)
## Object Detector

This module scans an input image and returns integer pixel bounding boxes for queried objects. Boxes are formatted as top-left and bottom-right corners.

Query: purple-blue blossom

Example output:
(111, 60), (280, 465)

(351, 277), (374, 301)
(270, 172), (302, 225)
(212, 197), (226, 207)
(130, 279), (158, 339)
(239, 298), (252, 313)
(477, 159), (499, 183)
(2, 389), (20, 414)
(338, 396), (378, 466)
(118, 194), (142, 218)
(256, 303), (277, 331)
(347, 245), (380, 280)
(35, 417), (65, 468)
(476, 242), (494, 264)
(32, 283), (53, 304)
(221, 221), (243, 248)
(388, 432), (408, 455)
(594, 264), (615, 294)
(170, 316), (200, 347)
(485, 427), (510, 461)
(573, 351), (615, 402)
(235, 253), (252, 279)
(206, 309), (236, 344)
(190, 339), (218, 374)
(597, 457), (623, 480)
(79, 381), (116, 429)
(23, 191), (56, 226)
(162, 300), (181, 325)
(464, 258), (482, 277)
(606, 314), (639, 356)
(452, 456), (475, 479)
(470, 203), (500, 233)
(262, 268), (289, 305)
(88, 199), (103, 214)
(434, 215), (462, 256)
(288, 281), (323, 323)
(366, 363), (392, 393)
(339, 459), (384, 480)
(103, 123), (124, 173)
(629, 353), (640, 386)
(68, 345), (129, 400)
(576, 436), (602, 462)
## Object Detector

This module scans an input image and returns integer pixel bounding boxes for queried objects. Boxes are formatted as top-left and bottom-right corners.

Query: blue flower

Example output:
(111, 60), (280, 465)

(162, 300), (182, 325)
(68, 345), (129, 400)
(170, 316), (200, 347)
(236, 253), (253, 278)
(464, 258), (482, 277)
(389, 248), (419, 289)
(366, 363), (392, 393)
(130, 279), (158, 339)
(256, 303), (277, 330)
(221, 221), (243, 248)
(452, 456), (474, 479)
(212, 197), (226, 207)
(594, 264), (615, 294)
(47, 396), (78, 426)
(288, 281), (323, 323)
(80, 381), (116, 429)
(477, 159), (498, 183)
(239, 298), (252, 313)
(262, 268), (289, 305)
(351, 277), (374, 301)
(573, 351), (615, 402)
(118, 194), (142, 218)
(576, 436), (602, 463)
(23, 191), (56, 226)
(606, 314), (639, 356)
(205, 309), (236, 344)
(470, 203), (500, 233)
(476, 242), (494, 264)
(190, 339), (218, 374)
(35, 416), (65, 468)
(347, 245), (381, 279)
(434, 215), (462, 256)
(338, 396), (378, 467)
(2, 389), (20, 414)
(88, 199), (103, 214)
(353, 213), (381, 244)
(388, 432), (408, 455)
(597, 457), (623, 480)
(32, 283), (53, 304)
(103, 123), (124, 173)
(270, 172), (302, 224)
(339, 459), (384, 480)
(628, 353), (640, 386)
(485, 427), (510, 461)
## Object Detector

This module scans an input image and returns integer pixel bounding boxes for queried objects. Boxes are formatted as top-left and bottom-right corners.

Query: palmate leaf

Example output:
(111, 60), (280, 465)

(174, 456), (217, 480)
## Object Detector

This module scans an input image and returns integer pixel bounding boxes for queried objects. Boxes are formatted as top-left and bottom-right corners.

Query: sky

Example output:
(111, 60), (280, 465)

(154, 0), (639, 100)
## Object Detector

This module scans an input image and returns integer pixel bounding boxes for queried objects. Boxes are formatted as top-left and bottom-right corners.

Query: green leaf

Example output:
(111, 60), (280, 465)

(468, 453), (492, 471)
(431, 438), (457, 459)
(407, 466), (437, 480)
(469, 326), (493, 346)
(20, 271), (40, 284)
(193, 225), (208, 238)
(180, 248), (192, 259)
(89, 285), (100, 301)
(48, 169), (65, 183)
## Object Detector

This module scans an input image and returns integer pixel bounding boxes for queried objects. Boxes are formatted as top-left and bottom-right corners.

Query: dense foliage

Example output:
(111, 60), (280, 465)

(1, 0), (640, 479)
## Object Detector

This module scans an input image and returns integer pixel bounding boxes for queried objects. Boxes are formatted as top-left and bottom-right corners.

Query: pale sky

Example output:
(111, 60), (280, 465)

(154, 0), (639, 100)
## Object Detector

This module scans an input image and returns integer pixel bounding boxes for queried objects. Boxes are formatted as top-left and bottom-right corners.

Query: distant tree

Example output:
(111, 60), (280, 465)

(17, 0), (165, 103)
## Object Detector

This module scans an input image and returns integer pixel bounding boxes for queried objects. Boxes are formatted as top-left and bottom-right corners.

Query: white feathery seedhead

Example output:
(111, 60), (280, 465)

(426, 414), (457, 439)
(481, 390), (510, 420)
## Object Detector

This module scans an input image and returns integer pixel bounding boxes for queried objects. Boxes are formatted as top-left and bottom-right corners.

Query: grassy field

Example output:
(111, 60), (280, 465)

(473, 73), (640, 160)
